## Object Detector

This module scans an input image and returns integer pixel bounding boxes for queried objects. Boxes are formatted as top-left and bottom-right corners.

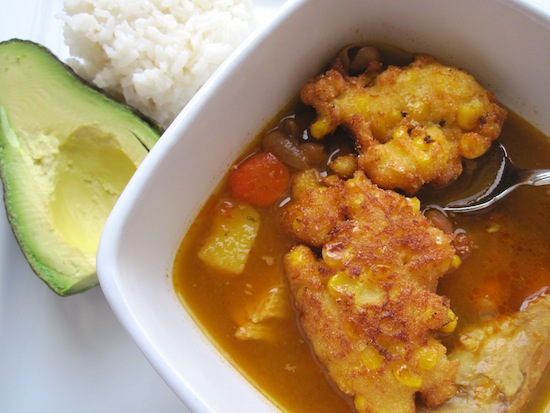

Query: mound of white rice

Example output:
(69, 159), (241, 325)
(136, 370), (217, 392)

(61, 0), (257, 128)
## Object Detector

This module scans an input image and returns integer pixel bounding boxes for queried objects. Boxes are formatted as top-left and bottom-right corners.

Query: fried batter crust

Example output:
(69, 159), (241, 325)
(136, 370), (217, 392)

(301, 55), (507, 194)
(282, 170), (460, 412)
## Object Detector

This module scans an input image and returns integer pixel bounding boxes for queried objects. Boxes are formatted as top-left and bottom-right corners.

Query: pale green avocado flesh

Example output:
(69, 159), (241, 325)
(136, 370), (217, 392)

(0, 39), (162, 296)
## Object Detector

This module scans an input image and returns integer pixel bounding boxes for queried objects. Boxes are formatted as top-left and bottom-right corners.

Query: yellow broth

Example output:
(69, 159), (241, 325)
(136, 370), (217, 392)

(173, 108), (550, 412)
(174, 171), (355, 412)
(439, 113), (550, 323)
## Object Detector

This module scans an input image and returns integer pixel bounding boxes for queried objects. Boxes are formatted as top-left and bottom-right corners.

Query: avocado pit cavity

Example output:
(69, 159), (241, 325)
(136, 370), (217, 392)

(51, 126), (136, 253)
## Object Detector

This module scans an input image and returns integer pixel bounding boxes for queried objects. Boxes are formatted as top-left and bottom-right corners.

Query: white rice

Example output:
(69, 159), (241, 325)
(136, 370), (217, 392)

(61, 0), (257, 128)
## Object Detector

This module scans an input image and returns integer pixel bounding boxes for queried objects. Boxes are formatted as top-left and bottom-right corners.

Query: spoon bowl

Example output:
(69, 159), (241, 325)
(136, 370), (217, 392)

(419, 141), (550, 213)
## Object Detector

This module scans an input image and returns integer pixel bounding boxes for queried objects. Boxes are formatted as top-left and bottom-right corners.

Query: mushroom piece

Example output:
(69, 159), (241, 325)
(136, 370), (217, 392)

(338, 44), (381, 74)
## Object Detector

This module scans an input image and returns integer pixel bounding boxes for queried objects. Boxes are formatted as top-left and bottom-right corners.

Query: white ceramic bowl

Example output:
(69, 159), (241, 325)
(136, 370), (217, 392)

(97, 0), (550, 411)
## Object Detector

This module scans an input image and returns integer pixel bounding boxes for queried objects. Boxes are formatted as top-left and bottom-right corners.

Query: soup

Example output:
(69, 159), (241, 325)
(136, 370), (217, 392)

(173, 47), (550, 412)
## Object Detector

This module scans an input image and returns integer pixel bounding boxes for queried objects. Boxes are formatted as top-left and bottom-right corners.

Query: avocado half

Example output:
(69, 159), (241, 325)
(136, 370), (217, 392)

(0, 39), (163, 296)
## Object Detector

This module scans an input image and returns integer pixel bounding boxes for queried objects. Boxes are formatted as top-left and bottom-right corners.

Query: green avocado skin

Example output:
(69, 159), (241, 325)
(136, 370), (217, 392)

(0, 39), (163, 296)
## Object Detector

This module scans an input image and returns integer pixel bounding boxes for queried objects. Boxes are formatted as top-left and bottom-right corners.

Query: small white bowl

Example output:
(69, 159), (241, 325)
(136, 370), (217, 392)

(97, 0), (550, 411)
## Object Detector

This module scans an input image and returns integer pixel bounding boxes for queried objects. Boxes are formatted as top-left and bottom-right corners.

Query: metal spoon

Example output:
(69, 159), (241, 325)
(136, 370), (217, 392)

(419, 141), (550, 213)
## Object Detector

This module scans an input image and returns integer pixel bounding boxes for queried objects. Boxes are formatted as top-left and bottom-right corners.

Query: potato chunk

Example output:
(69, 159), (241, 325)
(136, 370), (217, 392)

(234, 284), (290, 341)
(198, 199), (260, 275)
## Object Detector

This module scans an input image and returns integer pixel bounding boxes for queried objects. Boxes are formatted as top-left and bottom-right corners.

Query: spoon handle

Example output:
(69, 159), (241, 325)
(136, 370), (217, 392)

(522, 169), (550, 186)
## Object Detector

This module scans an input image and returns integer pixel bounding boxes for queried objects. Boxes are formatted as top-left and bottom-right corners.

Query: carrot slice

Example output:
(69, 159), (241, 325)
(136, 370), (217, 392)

(228, 152), (290, 207)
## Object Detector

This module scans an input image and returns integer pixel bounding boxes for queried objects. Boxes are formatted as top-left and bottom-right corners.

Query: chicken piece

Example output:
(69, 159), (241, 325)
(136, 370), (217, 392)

(422, 294), (550, 413)
(301, 55), (507, 194)
(234, 284), (290, 341)
(282, 170), (462, 412)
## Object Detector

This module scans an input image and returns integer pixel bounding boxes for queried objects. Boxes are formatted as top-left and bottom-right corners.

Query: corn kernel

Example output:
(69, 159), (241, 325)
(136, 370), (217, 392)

(410, 100), (428, 119)
(456, 100), (484, 131)
(327, 272), (353, 297)
(287, 246), (308, 266)
(327, 272), (384, 306)
(329, 154), (358, 179)
(349, 191), (365, 208)
(388, 108), (404, 127)
(440, 308), (458, 333)
(393, 364), (422, 388)
(370, 116), (387, 142)
(310, 117), (331, 138)
(406, 196), (421, 211)
(451, 255), (461, 269)
(353, 96), (370, 114)
(354, 395), (368, 412)
(415, 346), (438, 370)
(392, 125), (409, 141)
(360, 345), (385, 371)
(414, 151), (432, 168)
